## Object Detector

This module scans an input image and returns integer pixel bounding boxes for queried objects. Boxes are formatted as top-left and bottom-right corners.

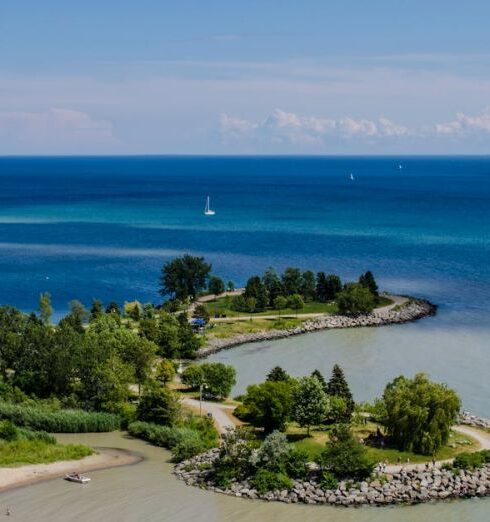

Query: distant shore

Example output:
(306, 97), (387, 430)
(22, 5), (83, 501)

(0, 446), (142, 493)
(198, 296), (436, 358)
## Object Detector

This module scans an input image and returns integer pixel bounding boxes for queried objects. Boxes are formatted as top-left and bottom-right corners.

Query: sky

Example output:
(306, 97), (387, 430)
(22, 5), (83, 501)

(1, 1), (490, 155)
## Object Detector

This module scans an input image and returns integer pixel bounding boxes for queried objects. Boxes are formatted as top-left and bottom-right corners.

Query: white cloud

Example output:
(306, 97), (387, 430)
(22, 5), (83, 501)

(0, 108), (115, 151)
(220, 108), (409, 147)
(435, 107), (490, 135)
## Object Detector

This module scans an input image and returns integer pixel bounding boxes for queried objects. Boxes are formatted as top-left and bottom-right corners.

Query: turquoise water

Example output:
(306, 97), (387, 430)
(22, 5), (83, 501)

(0, 156), (489, 520)
(0, 156), (489, 414)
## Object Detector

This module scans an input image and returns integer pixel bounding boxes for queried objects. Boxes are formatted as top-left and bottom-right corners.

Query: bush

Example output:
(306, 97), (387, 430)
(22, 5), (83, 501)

(0, 420), (18, 441)
(171, 431), (207, 462)
(284, 448), (310, 479)
(128, 415), (218, 462)
(319, 424), (375, 480)
(255, 431), (291, 472)
(320, 471), (339, 490)
(0, 402), (121, 432)
(251, 469), (293, 494)
(452, 450), (490, 469)
(136, 386), (182, 426)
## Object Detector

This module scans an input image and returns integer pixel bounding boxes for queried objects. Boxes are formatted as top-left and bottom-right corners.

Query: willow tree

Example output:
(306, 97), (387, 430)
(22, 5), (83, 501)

(382, 373), (461, 455)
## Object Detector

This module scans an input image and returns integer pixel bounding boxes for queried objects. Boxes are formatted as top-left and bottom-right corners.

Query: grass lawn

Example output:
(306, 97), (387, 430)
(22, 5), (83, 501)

(0, 439), (93, 467)
(204, 297), (338, 318)
(205, 317), (307, 339)
(287, 422), (478, 464)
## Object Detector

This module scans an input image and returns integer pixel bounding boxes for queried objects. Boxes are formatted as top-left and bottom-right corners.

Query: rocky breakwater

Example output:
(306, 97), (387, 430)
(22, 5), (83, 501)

(199, 298), (436, 358)
(459, 412), (490, 430)
(174, 449), (490, 507)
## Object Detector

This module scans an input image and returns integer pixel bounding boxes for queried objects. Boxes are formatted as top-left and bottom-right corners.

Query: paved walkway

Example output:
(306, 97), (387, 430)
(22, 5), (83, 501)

(381, 425), (490, 474)
(182, 398), (236, 433)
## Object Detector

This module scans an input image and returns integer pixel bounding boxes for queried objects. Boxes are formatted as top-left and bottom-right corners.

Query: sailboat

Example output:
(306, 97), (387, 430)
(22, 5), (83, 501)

(204, 196), (215, 216)
(350, 173), (355, 181)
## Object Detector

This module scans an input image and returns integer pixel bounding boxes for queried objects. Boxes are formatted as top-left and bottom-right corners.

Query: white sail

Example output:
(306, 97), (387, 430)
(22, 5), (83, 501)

(204, 196), (215, 215)
(350, 173), (355, 181)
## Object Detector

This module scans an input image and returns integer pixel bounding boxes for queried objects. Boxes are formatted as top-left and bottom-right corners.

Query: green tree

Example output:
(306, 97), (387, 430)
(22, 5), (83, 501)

(242, 380), (293, 433)
(336, 283), (375, 315)
(319, 424), (374, 480)
(245, 297), (257, 314)
(311, 369), (328, 393)
(262, 267), (284, 306)
(287, 294), (304, 316)
(327, 364), (355, 420)
(155, 359), (176, 384)
(273, 295), (288, 317)
(105, 301), (120, 315)
(231, 295), (247, 313)
(193, 303), (210, 324)
(181, 364), (204, 389)
(118, 332), (157, 394)
(281, 267), (302, 296)
(208, 276), (225, 296)
(243, 276), (268, 311)
(300, 270), (316, 301)
(136, 385), (182, 426)
(266, 366), (290, 382)
(59, 300), (87, 333)
(327, 396), (349, 424)
(382, 373), (461, 455)
(359, 271), (379, 297)
(316, 273), (342, 302)
(160, 255), (212, 301)
(177, 319), (203, 359)
(90, 299), (104, 322)
(200, 363), (236, 399)
(226, 280), (235, 292)
(39, 292), (53, 325)
(292, 376), (329, 435)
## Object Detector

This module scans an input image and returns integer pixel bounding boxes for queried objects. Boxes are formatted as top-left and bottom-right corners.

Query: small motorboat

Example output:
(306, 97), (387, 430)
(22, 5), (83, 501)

(64, 473), (91, 484)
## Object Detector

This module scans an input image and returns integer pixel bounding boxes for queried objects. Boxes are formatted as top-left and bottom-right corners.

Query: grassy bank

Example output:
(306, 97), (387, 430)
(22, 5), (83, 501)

(0, 439), (93, 467)
(0, 402), (121, 433)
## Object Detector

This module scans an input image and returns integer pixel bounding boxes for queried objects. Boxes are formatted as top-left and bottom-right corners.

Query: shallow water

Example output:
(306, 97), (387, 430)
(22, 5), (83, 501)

(0, 432), (488, 522)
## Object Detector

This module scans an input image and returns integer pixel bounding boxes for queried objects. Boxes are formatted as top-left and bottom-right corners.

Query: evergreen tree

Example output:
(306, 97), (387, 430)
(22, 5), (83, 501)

(327, 364), (355, 419)
(311, 369), (328, 393)
(106, 301), (120, 315)
(160, 255), (212, 301)
(243, 276), (268, 311)
(208, 275), (225, 296)
(316, 273), (342, 301)
(262, 267), (283, 306)
(39, 292), (53, 325)
(267, 366), (290, 382)
(300, 270), (316, 301)
(359, 271), (379, 297)
(281, 267), (302, 296)
(90, 299), (104, 322)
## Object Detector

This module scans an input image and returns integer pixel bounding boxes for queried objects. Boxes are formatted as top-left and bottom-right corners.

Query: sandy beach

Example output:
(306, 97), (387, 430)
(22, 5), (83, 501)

(0, 447), (142, 493)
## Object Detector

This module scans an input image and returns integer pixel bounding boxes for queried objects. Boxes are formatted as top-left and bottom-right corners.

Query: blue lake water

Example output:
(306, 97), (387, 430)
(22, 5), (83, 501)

(0, 156), (489, 414)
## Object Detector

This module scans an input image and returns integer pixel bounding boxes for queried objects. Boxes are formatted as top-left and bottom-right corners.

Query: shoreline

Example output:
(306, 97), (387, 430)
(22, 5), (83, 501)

(198, 296), (437, 358)
(0, 446), (142, 493)
(174, 424), (490, 508)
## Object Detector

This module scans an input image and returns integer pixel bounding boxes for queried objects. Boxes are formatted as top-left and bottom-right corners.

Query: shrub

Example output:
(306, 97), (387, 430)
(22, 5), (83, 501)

(284, 448), (310, 479)
(0, 420), (18, 441)
(319, 424), (375, 480)
(251, 469), (293, 494)
(320, 471), (339, 490)
(255, 431), (291, 471)
(171, 431), (207, 462)
(452, 450), (490, 469)
(0, 402), (121, 432)
(136, 386), (181, 426)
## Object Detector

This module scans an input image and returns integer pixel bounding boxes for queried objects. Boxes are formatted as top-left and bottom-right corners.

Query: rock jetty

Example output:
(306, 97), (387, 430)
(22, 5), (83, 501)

(199, 298), (436, 358)
(174, 449), (490, 507)
(459, 412), (490, 430)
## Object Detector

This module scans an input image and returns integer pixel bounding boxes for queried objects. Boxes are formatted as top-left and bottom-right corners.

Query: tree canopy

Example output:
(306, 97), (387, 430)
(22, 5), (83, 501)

(160, 255), (212, 301)
(381, 373), (461, 455)
(327, 364), (355, 420)
(336, 283), (375, 315)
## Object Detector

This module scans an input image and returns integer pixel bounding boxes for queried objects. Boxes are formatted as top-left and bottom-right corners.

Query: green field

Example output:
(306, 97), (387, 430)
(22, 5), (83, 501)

(287, 422), (478, 464)
(204, 297), (338, 317)
(0, 439), (93, 467)
(206, 317), (307, 339)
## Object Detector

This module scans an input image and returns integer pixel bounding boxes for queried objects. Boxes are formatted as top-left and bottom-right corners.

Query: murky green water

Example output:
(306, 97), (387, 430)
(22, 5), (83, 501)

(0, 431), (487, 521)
